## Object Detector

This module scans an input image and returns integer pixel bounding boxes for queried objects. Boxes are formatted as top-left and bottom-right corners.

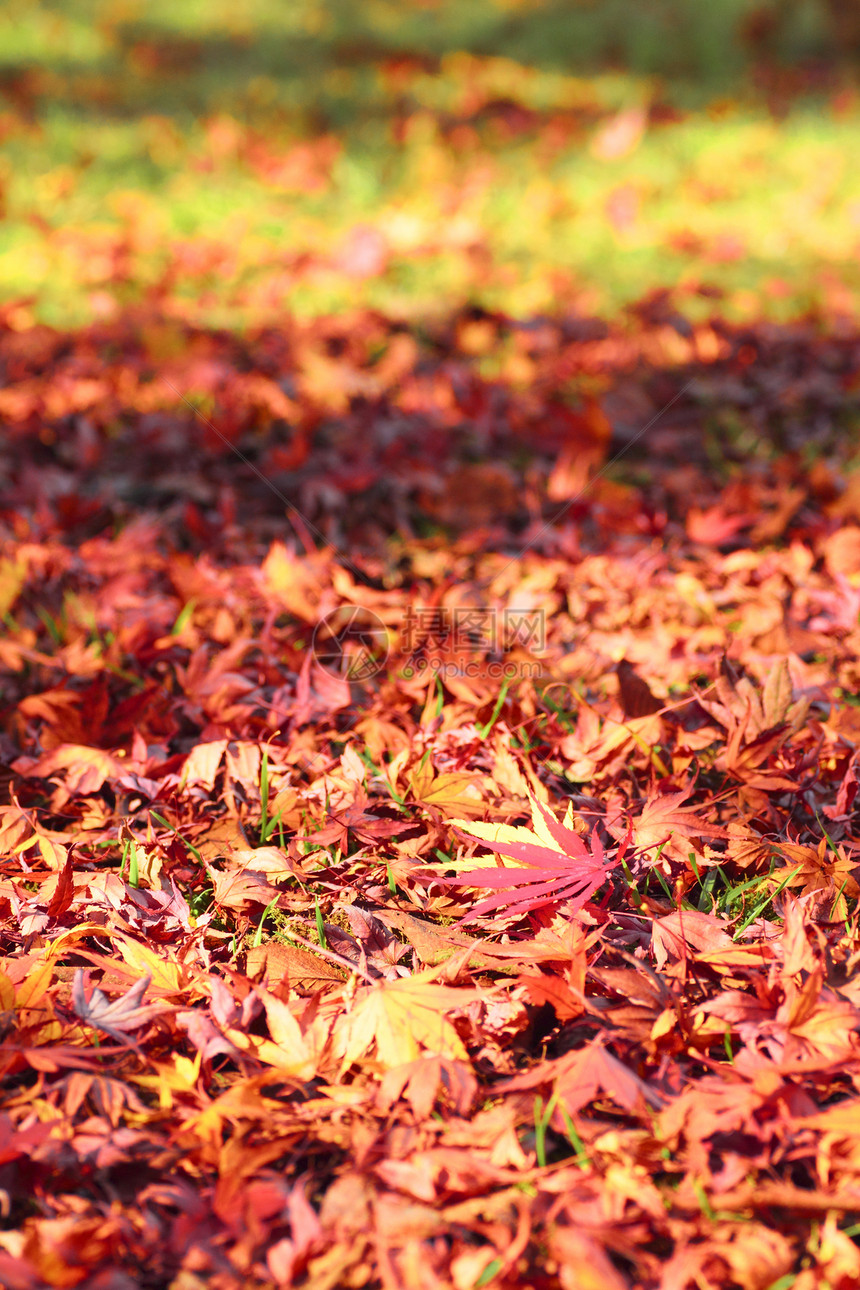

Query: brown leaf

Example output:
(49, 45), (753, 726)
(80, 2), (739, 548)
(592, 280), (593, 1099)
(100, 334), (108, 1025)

(615, 659), (662, 718)
(245, 941), (345, 991)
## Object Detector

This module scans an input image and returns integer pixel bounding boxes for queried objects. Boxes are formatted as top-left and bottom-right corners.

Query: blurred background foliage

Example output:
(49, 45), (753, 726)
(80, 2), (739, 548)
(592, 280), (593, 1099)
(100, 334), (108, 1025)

(1, 0), (859, 326)
(4, 0), (858, 94)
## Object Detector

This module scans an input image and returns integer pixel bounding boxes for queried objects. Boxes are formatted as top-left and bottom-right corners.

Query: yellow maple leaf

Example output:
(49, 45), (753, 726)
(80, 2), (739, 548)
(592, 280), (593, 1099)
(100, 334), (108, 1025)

(407, 762), (486, 817)
(334, 971), (473, 1071)
(445, 791), (580, 872)
(223, 986), (320, 1079)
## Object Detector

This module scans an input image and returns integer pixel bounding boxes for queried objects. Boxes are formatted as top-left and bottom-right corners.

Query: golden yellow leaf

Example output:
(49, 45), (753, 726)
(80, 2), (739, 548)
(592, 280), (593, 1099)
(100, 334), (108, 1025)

(15, 958), (53, 1009)
(0, 971), (15, 1011)
(408, 763), (485, 817)
(334, 970), (473, 1071)
(110, 934), (185, 994)
(261, 542), (321, 621)
(0, 558), (26, 617)
(223, 986), (318, 1079)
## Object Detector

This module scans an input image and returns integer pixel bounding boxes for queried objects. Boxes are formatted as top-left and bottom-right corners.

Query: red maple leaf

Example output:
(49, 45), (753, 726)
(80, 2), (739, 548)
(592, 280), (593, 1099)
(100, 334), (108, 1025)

(444, 795), (624, 921)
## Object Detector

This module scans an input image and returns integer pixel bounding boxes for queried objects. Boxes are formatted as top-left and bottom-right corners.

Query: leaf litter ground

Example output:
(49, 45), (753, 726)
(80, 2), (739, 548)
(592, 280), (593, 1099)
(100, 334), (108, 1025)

(3, 299), (860, 1290)
(6, 7), (860, 1281)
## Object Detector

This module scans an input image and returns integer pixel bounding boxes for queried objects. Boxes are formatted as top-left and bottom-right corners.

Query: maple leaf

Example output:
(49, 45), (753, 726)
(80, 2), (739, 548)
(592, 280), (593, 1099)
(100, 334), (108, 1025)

(499, 1036), (663, 1113)
(547, 1227), (634, 1290)
(373, 906), (569, 974)
(615, 659), (662, 718)
(772, 837), (860, 912)
(182, 739), (228, 788)
(46, 852), (76, 920)
(442, 792), (621, 921)
(702, 970), (860, 1065)
(660, 1222), (794, 1290)
(605, 790), (728, 862)
(221, 985), (321, 1078)
(0, 556), (26, 618)
(333, 970), (475, 1070)
(245, 939), (347, 991)
(696, 656), (810, 745)
(301, 785), (408, 848)
(205, 863), (282, 914)
(558, 702), (661, 780)
(71, 971), (169, 1046)
(0, 1111), (52, 1167)
(0, 802), (32, 852)
(320, 907), (413, 979)
(14, 743), (122, 797)
(517, 971), (584, 1022)
(777, 972), (860, 1064)
(377, 1054), (478, 1119)
(407, 762), (487, 818)
(650, 908), (736, 971)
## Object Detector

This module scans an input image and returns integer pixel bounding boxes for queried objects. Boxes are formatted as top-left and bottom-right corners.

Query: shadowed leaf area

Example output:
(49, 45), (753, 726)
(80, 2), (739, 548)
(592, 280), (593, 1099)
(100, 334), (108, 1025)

(4, 2), (860, 1287)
